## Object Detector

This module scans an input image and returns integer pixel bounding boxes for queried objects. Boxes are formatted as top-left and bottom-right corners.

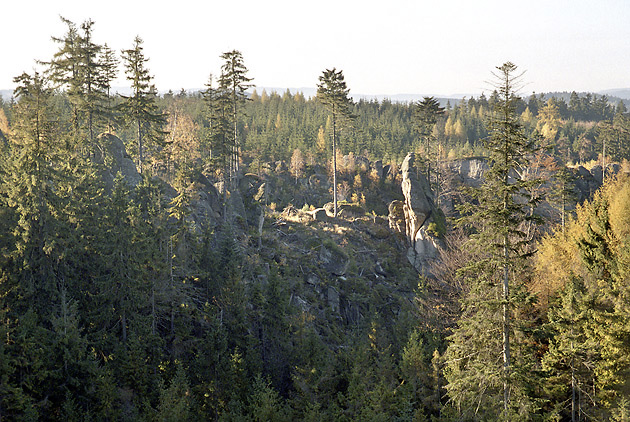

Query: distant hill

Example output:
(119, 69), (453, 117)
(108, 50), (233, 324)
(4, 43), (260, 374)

(3, 85), (628, 106)
(599, 88), (630, 100)
(248, 87), (467, 107)
(529, 91), (629, 107)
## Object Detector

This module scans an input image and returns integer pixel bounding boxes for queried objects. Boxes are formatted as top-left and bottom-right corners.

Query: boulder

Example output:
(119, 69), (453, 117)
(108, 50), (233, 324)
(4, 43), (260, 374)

(188, 189), (221, 230)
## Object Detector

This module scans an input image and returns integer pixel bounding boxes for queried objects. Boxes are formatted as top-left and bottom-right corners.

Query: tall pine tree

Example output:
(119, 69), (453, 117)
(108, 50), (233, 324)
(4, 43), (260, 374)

(218, 50), (253, 186)
(46, 17), (110, 148)
(442, 62), (542, 420)
(316, 68), (355, 217)
(119, 36), (166, 174)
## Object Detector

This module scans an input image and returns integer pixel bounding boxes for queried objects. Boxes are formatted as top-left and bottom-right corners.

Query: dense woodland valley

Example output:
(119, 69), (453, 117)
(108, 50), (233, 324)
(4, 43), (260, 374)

(3, 17), (630, 421)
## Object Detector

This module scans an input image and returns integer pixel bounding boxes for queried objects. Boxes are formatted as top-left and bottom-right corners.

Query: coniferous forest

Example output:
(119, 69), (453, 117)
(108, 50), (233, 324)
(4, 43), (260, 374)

(2, 18), (630, 421)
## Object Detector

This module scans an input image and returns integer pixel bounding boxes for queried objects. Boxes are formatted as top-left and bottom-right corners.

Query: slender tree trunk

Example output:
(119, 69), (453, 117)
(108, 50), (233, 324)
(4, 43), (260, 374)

(436, 140), (441, 207)
(602, 136), (606, 183)
(332, 112), (337, 218)
(169, 237), (175, 337)
(502, 128), (511, 414)
(233, 99), (239, 181)
(562, 192), (566, 232)
(137, 118), (143, 174)
(572, 360), (576, 422)
(428, 138), (431, 182)
(503, 238), (510, 413)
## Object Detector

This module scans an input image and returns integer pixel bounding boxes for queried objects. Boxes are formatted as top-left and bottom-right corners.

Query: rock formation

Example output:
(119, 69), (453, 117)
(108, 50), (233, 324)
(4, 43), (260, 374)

(94, 133), (142, 188)
(389, 152), (443, 277)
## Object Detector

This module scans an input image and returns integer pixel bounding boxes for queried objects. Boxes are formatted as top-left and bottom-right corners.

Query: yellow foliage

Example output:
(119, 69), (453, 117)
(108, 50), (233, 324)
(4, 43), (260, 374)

(316, 126), (326, 155)
(533, 175), (630, 307)
(453, 119), (464, 139)
(521, 107), (534, 124)
(444, 115), (454, 137)
(533, 229), (581, 309)
(353, 173), (363, 189)
(606, 176), (630, 243)
(0, 108), (9, 135)
(536, 99), (562, 141)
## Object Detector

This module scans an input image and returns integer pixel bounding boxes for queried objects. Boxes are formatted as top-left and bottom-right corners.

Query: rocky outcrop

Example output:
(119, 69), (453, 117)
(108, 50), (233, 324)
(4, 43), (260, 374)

(390, 153), (443, 277)
(186, 174), (222, 231)
(449, 157), (488, 187)
(94, 133), (142, 188)
(401, 153), (433, 242)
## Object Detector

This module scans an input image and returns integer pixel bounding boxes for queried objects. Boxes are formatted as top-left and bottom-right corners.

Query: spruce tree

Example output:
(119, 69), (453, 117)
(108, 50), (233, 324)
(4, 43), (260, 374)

(442, 62), (542, 420)
(218, 50), (253, 186)
(119, 36), (166, 174)
(414, 96), (444, 187)
(316, 68), (355, 217)
(4, 71), (64, 311)
(98, 43), (119, 133)
(46, 17), (109, 147)
(202, 74), (233, 216)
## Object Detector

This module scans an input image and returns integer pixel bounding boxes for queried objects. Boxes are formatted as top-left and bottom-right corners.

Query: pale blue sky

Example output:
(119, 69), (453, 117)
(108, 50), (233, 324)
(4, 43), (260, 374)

(3, 0), (630, 97)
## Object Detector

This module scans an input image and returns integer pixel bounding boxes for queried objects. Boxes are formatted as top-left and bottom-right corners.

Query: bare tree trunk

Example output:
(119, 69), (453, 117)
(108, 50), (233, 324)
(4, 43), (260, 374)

(503, 137), (511, 414)
(332, 112), (338, 218)
(503, 243), (510, 414)
(137, 119), (143, 174)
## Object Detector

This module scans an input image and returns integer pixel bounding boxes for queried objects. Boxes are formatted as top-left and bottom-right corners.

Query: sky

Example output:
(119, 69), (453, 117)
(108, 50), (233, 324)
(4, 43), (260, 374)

(3, 0), (630, 98)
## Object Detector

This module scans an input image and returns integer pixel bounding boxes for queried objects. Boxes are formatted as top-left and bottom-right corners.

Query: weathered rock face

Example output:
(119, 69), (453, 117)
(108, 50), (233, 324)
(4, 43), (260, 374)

(401, 153), (433, 243)
(390, 153), (443, 277)
(94, 133), (142, 188)
(449, 157), (488, 187)
(186, 174), (222, 231)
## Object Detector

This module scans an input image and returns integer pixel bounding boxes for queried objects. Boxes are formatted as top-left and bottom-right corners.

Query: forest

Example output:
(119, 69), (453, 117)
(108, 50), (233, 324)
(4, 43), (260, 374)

(2, 17), (630, 421)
